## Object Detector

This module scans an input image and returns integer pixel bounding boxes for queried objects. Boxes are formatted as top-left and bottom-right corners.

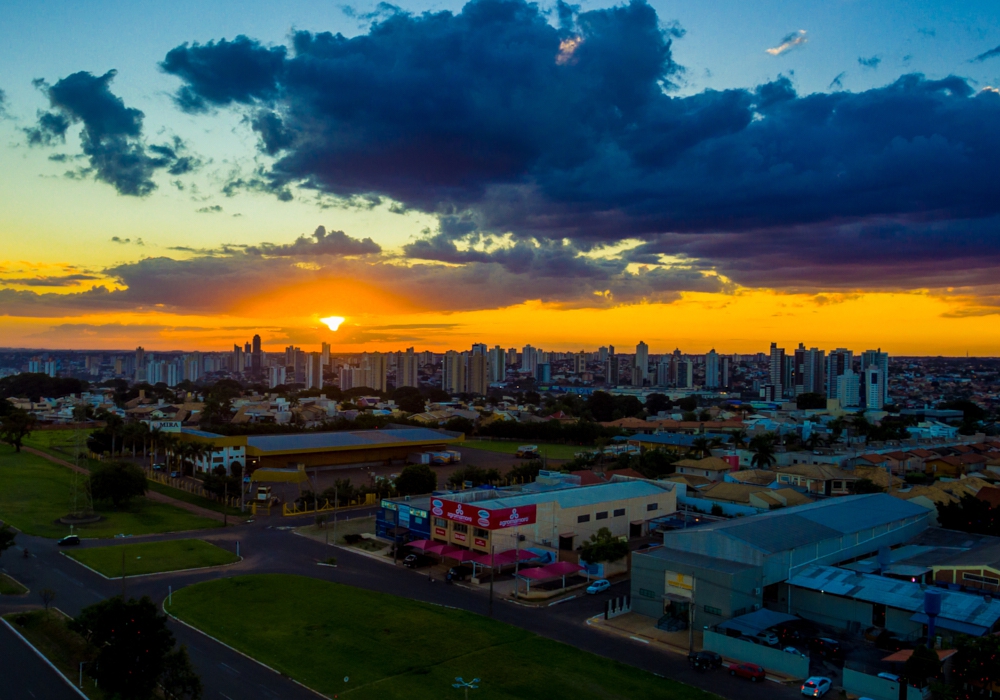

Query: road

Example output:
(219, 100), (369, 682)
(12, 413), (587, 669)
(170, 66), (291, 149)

(0, 621), (84, 700)
(1, 518), (798, 700)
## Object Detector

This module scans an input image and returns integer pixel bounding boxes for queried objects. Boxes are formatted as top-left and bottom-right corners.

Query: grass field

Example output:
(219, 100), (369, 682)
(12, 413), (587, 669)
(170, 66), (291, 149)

(0, 573), (27, 595)
(0, 446), (221, 538)
(170, 575), (716, 700)
(464, 439), (583, 460)
(65, 539), (239, 578)
(4, 610), (108, 699)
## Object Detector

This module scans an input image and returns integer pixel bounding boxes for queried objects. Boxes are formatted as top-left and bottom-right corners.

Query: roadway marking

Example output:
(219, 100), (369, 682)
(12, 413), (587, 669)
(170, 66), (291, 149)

(629, 636), (651, 644)
(219, 694), (233, 699)
(218, 662), (240, 675)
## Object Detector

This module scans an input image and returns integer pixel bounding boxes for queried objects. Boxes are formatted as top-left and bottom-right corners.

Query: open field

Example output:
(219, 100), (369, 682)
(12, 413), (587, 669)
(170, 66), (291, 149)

(65, 539), (239, 578)
(0, 446), (220, 538)
(170, 574), (717, 700)
(464, 439), (582, 460)
(0, 573), (27, 595)
(297, 515), (388, 551)
(3, 610), (108, 699)
(23, 428), (93, 462)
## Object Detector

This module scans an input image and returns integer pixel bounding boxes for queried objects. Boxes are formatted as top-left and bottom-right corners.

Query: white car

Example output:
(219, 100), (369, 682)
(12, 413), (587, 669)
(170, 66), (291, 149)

(586, 579), (611, 594)
(877, 672), (901, 682)
(783, 646), (806, 657)
(801, 677), (832, 697)
(756, 630), (780, 646)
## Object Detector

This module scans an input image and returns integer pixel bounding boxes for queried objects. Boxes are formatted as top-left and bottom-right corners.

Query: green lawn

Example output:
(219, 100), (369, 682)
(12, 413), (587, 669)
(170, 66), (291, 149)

(145, 480), (241, 516)
(0, 446), (220, 538)
(170, 575), (716, 700)
(0, 572), (28, 595)
(464, 439), (583, 460)
(65, 539), (239, 578)
(23, 428), (92, 461)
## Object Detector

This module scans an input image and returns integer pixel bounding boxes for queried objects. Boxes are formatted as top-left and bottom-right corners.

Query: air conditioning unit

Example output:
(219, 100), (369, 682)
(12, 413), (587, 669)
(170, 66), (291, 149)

(752, 603), (761, 611)
(754, 587), (762, 595)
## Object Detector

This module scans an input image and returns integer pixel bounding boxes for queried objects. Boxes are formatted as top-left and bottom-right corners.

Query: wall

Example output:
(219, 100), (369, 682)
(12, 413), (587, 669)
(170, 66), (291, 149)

(842, 668), (928, 700)
(680, 496), (761, 518)
(788, 588), (922, 639)
(702, 630), (810, 678)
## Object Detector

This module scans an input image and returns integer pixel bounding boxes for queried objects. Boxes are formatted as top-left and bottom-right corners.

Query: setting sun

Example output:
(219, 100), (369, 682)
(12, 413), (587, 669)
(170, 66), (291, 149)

(320, 316), (346, 331)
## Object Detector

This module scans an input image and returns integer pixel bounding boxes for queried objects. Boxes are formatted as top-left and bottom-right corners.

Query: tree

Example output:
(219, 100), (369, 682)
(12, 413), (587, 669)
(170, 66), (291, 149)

(0, 524), (15, 559)
(676, 396), (698, 412)
(443, 416), (476, 435)
(952, 632), (1000, 695)
(203, 467), (239, 501)
(644, 393), (671, 416)
(160, 645), (203, 700)
(69, 596), (179, 700)
(40, 588), (56, 611)
(0, 408), (36, 452)
(903, 644), (941, 687)
(505, 459), (543, 484)
(447, 465), (502, 488)
(89, 462), (147, 508)
(690, 437), (720, 459)
(392, 386), (425, 414)
(394, 464), (437, 496)
(749, 433), (777, 468)
(851, 478), (884, 494)
(796, 393), (826, 410)
(579, 527), (629, 564)
(938, 495), (1000, 536)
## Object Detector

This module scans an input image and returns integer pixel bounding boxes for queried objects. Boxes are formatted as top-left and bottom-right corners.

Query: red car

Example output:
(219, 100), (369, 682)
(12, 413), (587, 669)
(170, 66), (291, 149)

(728, 662), (766, 682)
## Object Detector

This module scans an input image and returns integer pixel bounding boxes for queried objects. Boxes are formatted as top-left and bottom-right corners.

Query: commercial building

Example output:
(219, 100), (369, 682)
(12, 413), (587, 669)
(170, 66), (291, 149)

(398, 348), (419, 388)
(631, 495), (930, 631)
(377, 473), (677, 555)
(635, 341), (649, 386)
(468, 353), (489, 395)
(443, 351), (467, 394)
(704, 350), (720, 389)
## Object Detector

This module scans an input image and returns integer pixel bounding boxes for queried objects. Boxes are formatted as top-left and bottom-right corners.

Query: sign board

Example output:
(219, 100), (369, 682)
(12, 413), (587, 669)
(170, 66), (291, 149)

(430, 498), (537, 531)
(435, 527), (447, 537)
(474, 537), (487, 547)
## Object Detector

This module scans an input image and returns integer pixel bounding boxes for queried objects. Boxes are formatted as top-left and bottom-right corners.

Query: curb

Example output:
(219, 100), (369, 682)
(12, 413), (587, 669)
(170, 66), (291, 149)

(162, 601), (330, 700)
(1, 617), (89, 699)
(0, 571), (30, 598)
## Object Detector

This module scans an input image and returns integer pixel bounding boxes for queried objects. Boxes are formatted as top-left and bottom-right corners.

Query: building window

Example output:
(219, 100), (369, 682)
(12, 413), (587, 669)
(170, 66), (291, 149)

(474, 528), (489, 538)
(639, 588), (657, 599)
(703, 605), (722, 616)
(577, 514), (591, 523)
(434, 518), (446, 528)
(647, 503), (658, 512)
(834, 481), (843, 489)
(613, 508), (625, 517)
(596, 511), (608, 520)
(963, 572), (1000, 586)
(454, 524), (468, 534)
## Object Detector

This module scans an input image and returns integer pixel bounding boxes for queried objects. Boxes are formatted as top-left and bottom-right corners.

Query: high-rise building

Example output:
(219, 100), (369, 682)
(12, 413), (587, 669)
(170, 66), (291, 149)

(43, 360), (57, 378)
(721, 356), (730, 389)
(574, 352), (587, 374)
(521, 345), (537, 374)
(606, 355), (620, 386)
(861, 349), (889, 407)
(535, 363), (551, 384)
(793, 345), (825, 396)
(598, 346), (609, 363)
(656, 360), (670, 387)
(468, 353), (489, 395)
(306, 352), (323, 390)
(634, 341), (649, 386)
(321, 342), (331, 368)
(135, 346), (145, 383)
(676, 360), (693, 389)
(864, 365), (884, 410)
(232, 344), (244, 376)
(251, 334), (262, 379)
(704, 349), (720, 389)
(826, 349), (853, 400)
(166, 362), (180, 388)
(488, 345), (506, 383)
(837, 369), (861, 408)
(769, 342), (786, 398)
(443, 351), (467, 394)
(398, 347), (419, 388)
(269, 365), (286, 389)
(362, 352), (388, 392)
(471, 343), (487, 356)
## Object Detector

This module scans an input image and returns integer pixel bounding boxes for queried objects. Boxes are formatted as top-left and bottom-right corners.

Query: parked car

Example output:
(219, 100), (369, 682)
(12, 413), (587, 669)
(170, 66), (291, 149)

(57, 534), (80, 547)
(688, 651), (722, 671)
(877, 672), (901, 682)
(801, 677), (832, 697)
(403, 554), (433, 569)
(756, 630), (780, 647)
(728, 663), (766, 682)
(808, 637), (844, 659)
(738, 634), (762, 645)
(874, 630), (913, 652)
(783, 646), (807, 657)
(447, 565), (474, 581)
(152, 463), (164, 471)
(586, 579), (611, 594)
(169, 470), (181, 478)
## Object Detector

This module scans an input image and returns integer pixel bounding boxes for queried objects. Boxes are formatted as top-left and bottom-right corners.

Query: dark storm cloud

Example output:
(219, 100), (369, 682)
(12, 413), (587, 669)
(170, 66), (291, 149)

(2, 273), (101, 287)
(828, 72), (846, 89)
(155, 0), (1000, 294)
(26, 71), (199, 195)
(858, 55), (881, 69)
(971, 44), (1000, 63)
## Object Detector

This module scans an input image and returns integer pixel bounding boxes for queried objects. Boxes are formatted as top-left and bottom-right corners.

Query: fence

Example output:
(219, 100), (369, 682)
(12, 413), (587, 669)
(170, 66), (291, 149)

(145, 470), (239, 508)
(702, 630), (810, 678)
(282, 493), (379, 517)
(842, 667), (930, 700)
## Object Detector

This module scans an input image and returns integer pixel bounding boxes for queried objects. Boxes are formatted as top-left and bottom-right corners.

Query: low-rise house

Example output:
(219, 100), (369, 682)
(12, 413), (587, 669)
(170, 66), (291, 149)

(775, 464), (857, 496)
(674, 457), (736, 483)
(925, 453), (987, 478)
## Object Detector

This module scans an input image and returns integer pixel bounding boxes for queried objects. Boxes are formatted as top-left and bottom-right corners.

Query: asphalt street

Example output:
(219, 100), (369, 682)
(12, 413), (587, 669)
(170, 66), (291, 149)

(0, 516), (799, 700)
(0, 621), (83, 700)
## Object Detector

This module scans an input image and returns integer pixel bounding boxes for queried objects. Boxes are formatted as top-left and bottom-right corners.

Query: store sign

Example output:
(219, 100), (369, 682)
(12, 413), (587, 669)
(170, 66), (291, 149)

(474, 538), (487, 547)
(430, 499), (536, 530)
(453, 532), (467, 542)
(434, 527), (447, 537)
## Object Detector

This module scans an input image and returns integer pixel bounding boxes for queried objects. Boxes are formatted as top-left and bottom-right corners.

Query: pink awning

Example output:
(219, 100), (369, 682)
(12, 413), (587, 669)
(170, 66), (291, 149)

(469, 548), (538, 568)
(518, 561), (585, 581)
(424, 543), (450, 555)
(405, 540), (436, 551)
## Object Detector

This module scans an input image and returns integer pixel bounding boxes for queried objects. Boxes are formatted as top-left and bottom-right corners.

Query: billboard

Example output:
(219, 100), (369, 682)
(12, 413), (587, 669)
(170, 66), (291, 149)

(431, 498), (536, 530)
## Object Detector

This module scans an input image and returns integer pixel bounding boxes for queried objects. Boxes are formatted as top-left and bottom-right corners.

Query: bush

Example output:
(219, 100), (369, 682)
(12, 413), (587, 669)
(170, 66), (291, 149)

(395, 464), (437, 496)
(89, 462), (147, 508)
(343, 534), (363, 545)
(580, 527), (629, 564)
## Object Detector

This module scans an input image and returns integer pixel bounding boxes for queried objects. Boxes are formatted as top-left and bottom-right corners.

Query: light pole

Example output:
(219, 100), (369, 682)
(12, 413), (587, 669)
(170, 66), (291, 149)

(452, 677), (479, 700)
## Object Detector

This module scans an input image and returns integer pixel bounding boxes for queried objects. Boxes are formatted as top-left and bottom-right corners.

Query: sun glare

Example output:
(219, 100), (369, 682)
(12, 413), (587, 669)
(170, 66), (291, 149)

(321, 316), (345, 331)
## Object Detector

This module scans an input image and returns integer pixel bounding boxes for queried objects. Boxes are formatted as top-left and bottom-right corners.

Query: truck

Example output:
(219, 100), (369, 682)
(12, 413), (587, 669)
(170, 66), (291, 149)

(407, 452), (432, 465)
(515, 445), (540, 458)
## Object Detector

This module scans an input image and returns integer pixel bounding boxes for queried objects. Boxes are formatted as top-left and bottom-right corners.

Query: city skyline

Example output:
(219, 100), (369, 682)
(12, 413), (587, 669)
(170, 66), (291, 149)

(2, 0), (1000, 354)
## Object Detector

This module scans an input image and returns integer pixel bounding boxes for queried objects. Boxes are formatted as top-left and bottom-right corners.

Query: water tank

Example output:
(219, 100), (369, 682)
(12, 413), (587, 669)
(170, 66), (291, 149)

(924, 590), (942, 617)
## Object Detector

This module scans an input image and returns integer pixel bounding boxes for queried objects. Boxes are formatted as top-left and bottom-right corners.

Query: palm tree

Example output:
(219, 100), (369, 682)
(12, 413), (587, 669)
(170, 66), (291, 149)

(749, 433), (777, 469)
(731, 429), (748, 450)
(804, 433), (825, 451)
(149, 426), (162, 466)
(690, 436), (722, 459)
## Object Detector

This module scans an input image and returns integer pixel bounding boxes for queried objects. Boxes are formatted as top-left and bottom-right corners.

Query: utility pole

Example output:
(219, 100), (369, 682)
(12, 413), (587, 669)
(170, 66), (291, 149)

(333, 482), (338, 545)
(688, 577), (696, 654)
(223, 479), (228, 527)
(121, 548), (126, 599)
(488, 544), (495, 618)
(513, 531), (520, 600)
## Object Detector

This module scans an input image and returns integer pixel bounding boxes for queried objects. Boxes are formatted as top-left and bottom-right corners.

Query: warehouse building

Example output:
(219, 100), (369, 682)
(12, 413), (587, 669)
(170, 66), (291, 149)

(631, 494), (931, 631)
(179, 425), (462, 472)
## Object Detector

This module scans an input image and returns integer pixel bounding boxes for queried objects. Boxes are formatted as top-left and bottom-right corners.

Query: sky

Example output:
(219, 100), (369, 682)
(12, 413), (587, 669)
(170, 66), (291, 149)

(1, 0), (999, 355)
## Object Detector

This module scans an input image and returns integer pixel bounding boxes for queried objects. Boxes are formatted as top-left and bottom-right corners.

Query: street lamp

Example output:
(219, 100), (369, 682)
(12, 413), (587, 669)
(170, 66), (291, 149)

(452, 677), (480, 700)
